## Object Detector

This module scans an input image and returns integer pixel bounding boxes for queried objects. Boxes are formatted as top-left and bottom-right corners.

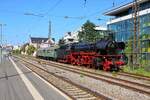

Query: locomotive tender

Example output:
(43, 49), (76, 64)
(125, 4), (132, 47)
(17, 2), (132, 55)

(36, 39), (128, 71)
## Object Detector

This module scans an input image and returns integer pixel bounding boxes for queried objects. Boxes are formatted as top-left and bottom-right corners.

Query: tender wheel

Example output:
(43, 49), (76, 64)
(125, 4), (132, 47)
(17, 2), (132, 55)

(92, 58), (99, 69)
(110, 65), (119, 72)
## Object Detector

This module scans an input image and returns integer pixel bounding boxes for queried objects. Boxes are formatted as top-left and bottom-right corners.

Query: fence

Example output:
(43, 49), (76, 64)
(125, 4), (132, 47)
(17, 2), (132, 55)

(125, 52), (150, 68)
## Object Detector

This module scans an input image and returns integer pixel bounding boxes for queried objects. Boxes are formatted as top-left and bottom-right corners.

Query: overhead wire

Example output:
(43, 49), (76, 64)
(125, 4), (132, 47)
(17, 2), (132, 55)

(0, 0), (86, 44)
(44, 0), (63, 16)
(0, 0), (132, 42)
(0, 0), (132, 20)
(0, 0), (125, 25)
(86, 0), (131, 18)
(24, 0), (64, 37)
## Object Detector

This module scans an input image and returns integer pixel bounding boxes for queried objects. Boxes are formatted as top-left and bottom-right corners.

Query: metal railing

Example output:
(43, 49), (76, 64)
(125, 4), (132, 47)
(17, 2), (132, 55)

(125, 52), (150, 67)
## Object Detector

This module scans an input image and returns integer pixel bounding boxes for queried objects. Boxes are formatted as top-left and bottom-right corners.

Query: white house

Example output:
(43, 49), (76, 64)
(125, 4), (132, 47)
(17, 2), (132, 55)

(62, 26), (108, 44)
(63, 32), (78, 44)
(29, 37), (54, 49)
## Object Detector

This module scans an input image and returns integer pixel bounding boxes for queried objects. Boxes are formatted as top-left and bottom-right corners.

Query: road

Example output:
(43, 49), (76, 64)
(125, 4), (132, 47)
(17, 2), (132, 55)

(0, 55), (70, 100)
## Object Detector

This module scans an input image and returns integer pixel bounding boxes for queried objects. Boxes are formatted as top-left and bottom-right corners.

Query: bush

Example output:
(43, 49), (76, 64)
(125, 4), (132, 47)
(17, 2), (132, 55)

(123, 66), (150, 77)
(12, 49), (21, 54)
(27, 45), (36, 55)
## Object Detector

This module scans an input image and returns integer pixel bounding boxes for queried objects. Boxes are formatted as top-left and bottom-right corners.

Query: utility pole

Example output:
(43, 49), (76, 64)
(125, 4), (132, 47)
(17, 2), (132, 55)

(48, 21), (51, 39)
(0, 24), (2, 62)
(48, 20), (52, 47)
(132, 0), (140, 68)
(113, 0), (115, 7)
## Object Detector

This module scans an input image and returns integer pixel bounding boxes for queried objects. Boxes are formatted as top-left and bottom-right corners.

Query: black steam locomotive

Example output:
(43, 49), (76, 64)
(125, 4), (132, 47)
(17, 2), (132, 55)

(37, 39), (128, 71)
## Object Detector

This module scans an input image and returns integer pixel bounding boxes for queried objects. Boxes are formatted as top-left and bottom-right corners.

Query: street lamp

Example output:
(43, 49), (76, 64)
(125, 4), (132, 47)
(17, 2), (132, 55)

(0, 24), (6, 63)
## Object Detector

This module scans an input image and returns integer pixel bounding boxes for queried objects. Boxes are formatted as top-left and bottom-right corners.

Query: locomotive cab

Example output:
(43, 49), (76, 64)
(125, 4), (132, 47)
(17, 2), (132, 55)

(94, 39), (127, 71)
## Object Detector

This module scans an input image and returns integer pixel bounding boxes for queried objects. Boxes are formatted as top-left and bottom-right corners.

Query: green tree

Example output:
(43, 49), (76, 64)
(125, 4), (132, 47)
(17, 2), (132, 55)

(20, 46), (25, 53)
(78, 20), (97, 42)
(27, 45), (36, 55)
(124, 33), (150, 53)
(20, 43), (29, 53)
(12, 49), (21, 54)
(125, 36), (133, 53)
(140, 33), (150, 39)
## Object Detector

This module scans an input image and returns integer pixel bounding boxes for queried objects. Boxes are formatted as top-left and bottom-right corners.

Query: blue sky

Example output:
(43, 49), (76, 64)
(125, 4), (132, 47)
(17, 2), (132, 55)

(0, 0), (132, 45)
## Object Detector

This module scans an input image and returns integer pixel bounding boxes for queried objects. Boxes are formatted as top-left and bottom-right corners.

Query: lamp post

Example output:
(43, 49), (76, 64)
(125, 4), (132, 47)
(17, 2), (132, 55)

(0, 24), (6, 63)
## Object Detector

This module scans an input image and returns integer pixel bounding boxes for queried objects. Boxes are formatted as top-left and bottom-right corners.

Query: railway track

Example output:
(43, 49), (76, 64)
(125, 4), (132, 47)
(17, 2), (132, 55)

(33, 56), (150, 82)
(118, 72), (150, 81)
(21, 55), (150, 81)
(15, 57), (108, 100)
(15, 55), (150, 97)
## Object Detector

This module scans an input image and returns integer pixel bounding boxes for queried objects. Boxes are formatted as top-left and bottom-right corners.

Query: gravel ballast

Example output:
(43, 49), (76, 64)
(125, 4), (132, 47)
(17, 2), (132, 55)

(17, 57), (150, 100)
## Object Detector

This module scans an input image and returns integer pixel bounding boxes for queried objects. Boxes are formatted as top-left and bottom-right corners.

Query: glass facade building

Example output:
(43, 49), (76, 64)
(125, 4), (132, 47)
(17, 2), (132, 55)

(108, 13), (150, 42)
(105, 0), (150, 64)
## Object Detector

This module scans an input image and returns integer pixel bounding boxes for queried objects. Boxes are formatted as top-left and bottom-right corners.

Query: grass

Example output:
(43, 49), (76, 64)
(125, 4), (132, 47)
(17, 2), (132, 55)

(123, 65), (150, 77)
(80, 74), (84, 78)
(112, 71), (118, 77)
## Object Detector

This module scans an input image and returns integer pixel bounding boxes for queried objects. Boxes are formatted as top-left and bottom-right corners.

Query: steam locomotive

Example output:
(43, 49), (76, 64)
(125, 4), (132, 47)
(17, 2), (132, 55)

(36, 39), (128, 71)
